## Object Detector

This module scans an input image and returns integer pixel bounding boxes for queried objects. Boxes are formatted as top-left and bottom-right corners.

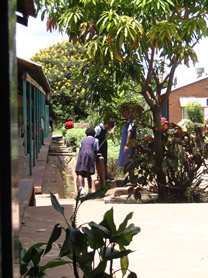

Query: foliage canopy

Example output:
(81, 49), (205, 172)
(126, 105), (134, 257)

(35, 0), (208, 200)
(32, 41), (88, 122)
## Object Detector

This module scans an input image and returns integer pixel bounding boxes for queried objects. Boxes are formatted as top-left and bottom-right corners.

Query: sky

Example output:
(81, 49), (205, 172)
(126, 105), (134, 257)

(16, 15), (68, 59)
(16, 15), (208, 87)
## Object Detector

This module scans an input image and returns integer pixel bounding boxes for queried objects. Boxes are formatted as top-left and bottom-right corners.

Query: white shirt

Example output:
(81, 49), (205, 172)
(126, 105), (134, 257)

(94, 123), (105, 137)
(41, 118), (44, 129)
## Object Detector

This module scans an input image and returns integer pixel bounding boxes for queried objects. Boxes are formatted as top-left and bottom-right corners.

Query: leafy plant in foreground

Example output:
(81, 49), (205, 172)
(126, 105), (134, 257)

(20, 185), (140, 277)
(19, 241), (70, 277)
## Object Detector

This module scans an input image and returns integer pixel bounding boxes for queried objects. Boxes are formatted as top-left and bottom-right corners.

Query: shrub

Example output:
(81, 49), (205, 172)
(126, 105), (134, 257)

(65, 128), (86, 150)
(108, 139), (123, 178)
(161, 126), (207, 202)
(184, 101), (204, 124)
(107, 157), (124, 179)
(61, 126), (67, 137)
(126, 123), (208, 202)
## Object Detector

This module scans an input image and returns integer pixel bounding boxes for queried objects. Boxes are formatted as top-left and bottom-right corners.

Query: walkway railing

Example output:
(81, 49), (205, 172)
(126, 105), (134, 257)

(22, 73), (49, 177)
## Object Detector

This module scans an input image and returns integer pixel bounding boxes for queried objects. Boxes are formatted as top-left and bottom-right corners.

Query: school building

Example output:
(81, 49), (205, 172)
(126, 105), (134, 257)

(2, 0), (52, 276)
(17, 57), (50, 178)
(168, 77), (208, 123)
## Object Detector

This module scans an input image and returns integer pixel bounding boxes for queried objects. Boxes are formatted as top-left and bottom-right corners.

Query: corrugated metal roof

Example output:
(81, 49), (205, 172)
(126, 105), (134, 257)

(17, 57), (50, 103)
(161, 76), (208, 95)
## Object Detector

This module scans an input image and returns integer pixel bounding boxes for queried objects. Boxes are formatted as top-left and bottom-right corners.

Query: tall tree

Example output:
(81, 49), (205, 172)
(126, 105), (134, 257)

(36, 0), (208, 200)
(32, 41), (88, 122)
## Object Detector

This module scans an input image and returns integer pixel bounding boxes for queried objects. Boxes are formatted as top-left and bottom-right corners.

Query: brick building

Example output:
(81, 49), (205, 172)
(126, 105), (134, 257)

(168, 77), (208, 123)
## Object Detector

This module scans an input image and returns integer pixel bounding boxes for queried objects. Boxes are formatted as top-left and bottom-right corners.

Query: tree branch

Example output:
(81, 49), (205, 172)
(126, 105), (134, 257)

(141, 89), (154, 109)
(143, 47), (155, 93)
(160, 62), (177, 108)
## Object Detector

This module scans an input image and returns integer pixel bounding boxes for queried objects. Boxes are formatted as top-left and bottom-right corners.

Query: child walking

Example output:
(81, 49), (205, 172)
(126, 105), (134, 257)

(75, 128), (99, 196)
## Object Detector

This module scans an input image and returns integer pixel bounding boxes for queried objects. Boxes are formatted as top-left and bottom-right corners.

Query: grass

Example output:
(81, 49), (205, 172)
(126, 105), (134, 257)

(52, 128), (62, 136)
(107, 139), (124, 179)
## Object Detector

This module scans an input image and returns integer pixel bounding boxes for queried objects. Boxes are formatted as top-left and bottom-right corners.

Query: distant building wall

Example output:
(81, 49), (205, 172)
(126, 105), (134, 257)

(169, 77), (208, 123)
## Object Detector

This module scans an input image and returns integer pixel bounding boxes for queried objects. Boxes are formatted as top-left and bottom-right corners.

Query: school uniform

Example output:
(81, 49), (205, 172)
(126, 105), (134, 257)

(95, 123), (108, 163)
(117, 119), (136, 168)
(75, 136), (99, 176)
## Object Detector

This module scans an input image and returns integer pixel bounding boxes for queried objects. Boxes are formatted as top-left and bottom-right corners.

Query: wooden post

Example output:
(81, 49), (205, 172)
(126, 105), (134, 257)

(38, 89), (41, 152)
(40, 92), (44, 145)
(45, 105), (49, 137)
(39, 90), (41, 150)
(36, 89), (39, 155)
(35, 87), (38, 159)
(29, 83), (32, 175)
(33, 86), (36, 165)
(99, 156), (105, 189)
(23, 79), (27, 178)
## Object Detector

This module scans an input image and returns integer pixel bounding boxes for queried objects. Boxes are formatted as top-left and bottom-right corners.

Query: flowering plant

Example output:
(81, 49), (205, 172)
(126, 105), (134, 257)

(32, 41), (88, 122)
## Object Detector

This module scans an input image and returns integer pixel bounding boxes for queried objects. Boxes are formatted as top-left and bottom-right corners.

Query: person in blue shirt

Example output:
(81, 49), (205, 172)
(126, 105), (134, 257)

(118, 104), (136, 180)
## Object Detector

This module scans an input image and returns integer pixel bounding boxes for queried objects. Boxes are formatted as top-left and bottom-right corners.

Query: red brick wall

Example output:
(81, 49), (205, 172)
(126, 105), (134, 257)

(169, 77), (208, 123)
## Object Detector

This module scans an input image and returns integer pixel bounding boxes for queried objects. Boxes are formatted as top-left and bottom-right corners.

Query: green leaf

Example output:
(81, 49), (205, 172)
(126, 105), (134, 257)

(23, 246), (45, 267)
(19, 242), (26, 260)
(115, 224), (141, 247)
(127, 271), (137, 278)
(80, 184), (111, 203)
(89, 222), (111, 237)
(99, 207), (117, 236)
(124, 157), (143, 173)
(41, 258), (71, 271)
(77, 250), (94, 274)
(70, 227), (88, 256)
(22, 242), (46, 263)
(59, 229), (72, 257)
(118, 212), (133, 235)
(50, 192), (64, 215)
(85, 226), (105, 249)
(44, 224), (62, 255)
(20, 261), (28, 276)
(90, 259), (107, 276)
(121, 253), (129, 277)
(26, 265), (46, 277)
(104, 249), (132, 260)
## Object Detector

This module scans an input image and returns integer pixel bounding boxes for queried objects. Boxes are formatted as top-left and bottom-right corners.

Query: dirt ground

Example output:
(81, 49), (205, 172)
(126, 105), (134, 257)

(42, 155), (58, 194)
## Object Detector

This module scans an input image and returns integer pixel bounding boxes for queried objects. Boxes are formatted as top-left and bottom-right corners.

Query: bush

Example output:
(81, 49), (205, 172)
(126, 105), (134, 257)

(61, 126), (67, 137)
(184, 101), (204, 124)
(126, 123), (208, 202)
(108, 139), (123, 178)
(65, 128), (86, 150)
(161, 126), (207, 202)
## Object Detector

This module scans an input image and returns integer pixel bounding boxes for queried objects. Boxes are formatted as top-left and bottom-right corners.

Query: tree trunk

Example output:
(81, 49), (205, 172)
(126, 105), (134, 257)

(152, 109), (167, 201)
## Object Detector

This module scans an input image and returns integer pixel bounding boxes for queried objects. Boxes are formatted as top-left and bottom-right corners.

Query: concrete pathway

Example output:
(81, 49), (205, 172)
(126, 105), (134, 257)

(19, 133), (208, 278)
(34, 195), (208, 278)
(77, 200), (208, 278)
(19, 202), (75, 278)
